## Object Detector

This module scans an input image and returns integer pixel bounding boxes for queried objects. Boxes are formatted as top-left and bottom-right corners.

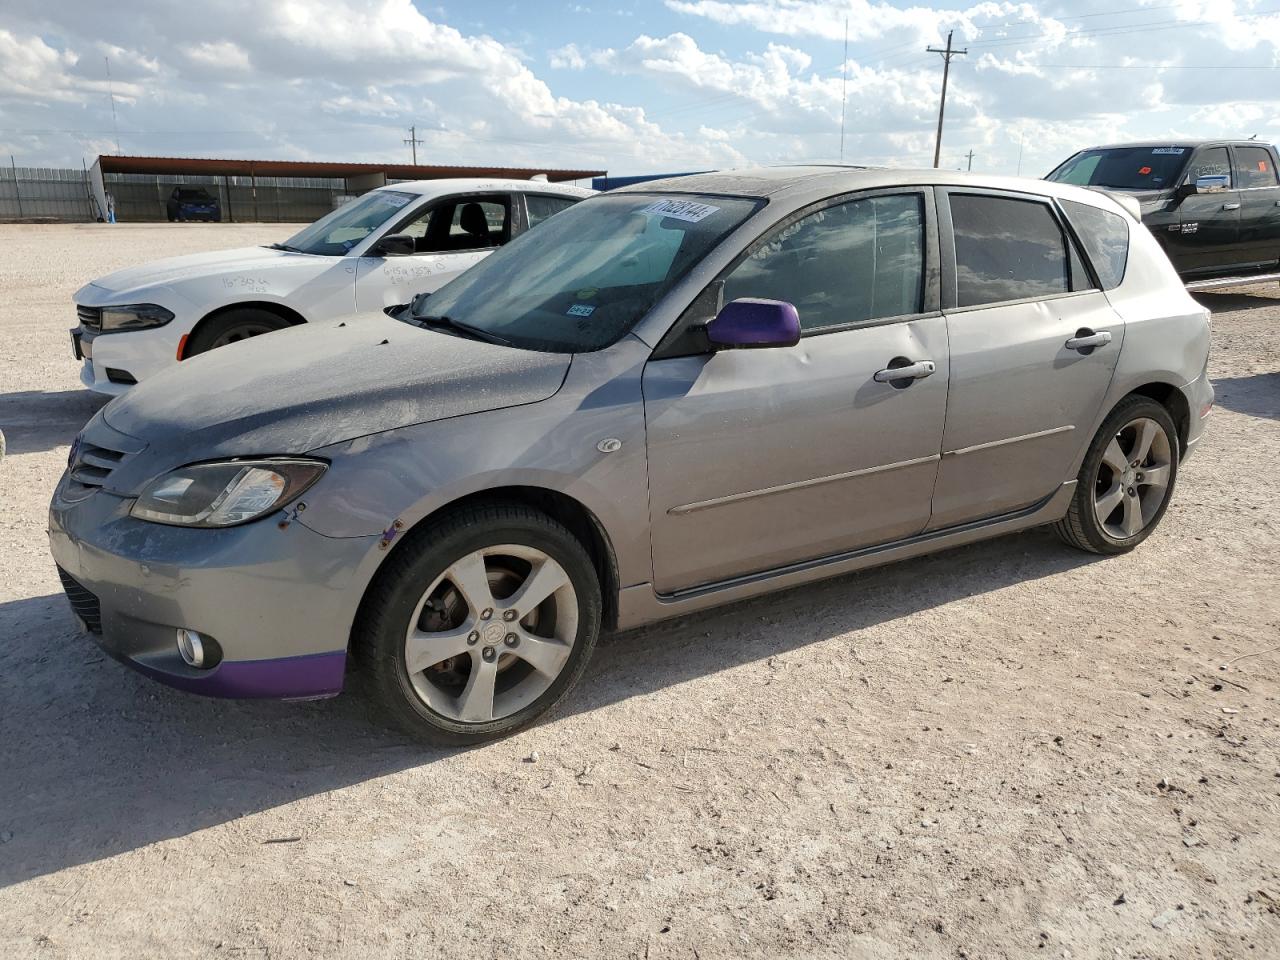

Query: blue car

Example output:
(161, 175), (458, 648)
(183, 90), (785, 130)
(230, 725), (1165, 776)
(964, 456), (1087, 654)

(166, 187), (221, 222)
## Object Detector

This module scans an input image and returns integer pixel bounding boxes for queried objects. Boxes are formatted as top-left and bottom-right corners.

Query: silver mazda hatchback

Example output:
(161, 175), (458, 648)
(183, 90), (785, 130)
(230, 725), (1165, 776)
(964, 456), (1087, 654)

(50, 167), (1213, 744)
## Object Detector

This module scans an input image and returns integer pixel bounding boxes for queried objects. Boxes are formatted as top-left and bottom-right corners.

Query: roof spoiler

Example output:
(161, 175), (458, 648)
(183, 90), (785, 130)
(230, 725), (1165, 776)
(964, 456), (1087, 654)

(1100, 190), (1142, 222)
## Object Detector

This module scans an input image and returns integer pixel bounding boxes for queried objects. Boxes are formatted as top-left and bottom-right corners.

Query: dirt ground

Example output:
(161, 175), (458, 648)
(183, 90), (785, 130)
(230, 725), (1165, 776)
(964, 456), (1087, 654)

(0, 222), (1277, 960)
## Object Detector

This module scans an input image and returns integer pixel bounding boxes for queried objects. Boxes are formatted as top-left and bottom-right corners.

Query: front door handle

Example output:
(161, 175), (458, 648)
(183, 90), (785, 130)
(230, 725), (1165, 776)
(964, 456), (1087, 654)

(874, 359), (935, 384)
(1065, 329), (1113, 352)
(1223, 202), (1241, 211)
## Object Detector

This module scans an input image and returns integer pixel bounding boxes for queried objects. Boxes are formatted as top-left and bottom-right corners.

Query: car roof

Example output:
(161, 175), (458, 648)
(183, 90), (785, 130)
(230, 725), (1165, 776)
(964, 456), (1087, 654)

(1072, 140), (1270, 151)
(374, 178), (593, 199)
(610, 164), (1129, 207)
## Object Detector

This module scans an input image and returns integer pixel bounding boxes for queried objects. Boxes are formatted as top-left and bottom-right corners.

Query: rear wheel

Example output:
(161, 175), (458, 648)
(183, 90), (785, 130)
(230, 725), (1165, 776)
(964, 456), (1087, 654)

(354, 503), (602, 746)
(1054, 396), (1179, 554)
(185, 308), (291, 356)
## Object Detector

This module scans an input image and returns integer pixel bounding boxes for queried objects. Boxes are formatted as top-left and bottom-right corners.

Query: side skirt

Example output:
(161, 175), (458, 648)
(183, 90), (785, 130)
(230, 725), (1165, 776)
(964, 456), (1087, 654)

(615, 482), (1076, 631)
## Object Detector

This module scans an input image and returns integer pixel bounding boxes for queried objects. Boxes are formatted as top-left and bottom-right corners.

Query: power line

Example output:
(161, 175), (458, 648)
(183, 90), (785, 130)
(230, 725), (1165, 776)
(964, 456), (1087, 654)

(927, 30), (967, 170)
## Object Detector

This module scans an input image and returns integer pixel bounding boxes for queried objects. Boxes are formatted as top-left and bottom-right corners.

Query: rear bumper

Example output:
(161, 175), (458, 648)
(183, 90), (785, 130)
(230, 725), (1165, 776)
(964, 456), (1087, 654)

(1181, 368), (1214, 460)
(48, 479), (378, 699)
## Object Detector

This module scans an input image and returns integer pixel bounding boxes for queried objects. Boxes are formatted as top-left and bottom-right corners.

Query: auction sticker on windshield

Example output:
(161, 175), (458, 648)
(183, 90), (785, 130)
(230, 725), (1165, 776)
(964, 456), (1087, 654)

(1151, 148), (1186, 155)
(643, 199), (722, 223)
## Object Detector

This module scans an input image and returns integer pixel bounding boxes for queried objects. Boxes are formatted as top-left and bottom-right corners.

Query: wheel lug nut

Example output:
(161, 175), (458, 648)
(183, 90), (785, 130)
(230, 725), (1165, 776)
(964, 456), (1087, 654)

(480, 608), (493, 620)
(1127, 487), (1136, 496)
(503, 609), (517, 622)
(505, 633), (519, 647)
(467, 631), (479, 645)
(482, 646), (497, 662)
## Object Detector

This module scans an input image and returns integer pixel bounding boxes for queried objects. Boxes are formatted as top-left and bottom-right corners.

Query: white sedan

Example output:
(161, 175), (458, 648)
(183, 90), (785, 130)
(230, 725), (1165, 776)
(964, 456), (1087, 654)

(70, 178), (592, 393)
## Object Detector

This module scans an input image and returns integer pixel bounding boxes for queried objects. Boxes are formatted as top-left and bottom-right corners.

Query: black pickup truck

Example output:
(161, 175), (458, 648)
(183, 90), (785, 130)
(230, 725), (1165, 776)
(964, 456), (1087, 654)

(1046, 140), (1280, 289)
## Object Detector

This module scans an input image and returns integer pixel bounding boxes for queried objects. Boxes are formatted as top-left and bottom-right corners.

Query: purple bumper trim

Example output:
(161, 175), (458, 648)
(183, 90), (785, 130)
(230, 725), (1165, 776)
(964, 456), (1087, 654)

(135, 650), (348, 700)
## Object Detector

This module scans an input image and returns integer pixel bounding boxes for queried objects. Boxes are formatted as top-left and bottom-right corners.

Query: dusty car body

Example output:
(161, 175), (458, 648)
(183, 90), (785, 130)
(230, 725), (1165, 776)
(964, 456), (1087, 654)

(50, 167), (1213, 743)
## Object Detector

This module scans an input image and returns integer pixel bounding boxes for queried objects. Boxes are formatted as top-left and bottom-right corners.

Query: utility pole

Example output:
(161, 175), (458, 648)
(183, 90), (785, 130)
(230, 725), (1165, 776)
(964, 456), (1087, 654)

(964, 149), (975, 171)
(839, 16), (848, 163)
(403, 126), (424, 166)
(105, 56), (121, 155)
(927, 30), (966, 169)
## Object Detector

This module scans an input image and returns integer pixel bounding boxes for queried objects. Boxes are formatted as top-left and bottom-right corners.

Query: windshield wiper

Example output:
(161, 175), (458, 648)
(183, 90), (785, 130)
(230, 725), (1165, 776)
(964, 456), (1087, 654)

(412, 314), (512, 347)
(265, 242), (304, 253)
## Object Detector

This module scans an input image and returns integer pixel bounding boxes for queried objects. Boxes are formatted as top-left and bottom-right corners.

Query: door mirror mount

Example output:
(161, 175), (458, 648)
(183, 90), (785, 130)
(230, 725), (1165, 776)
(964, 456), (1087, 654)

(372, 234), (416, 257)
(706, 298), (801, 350)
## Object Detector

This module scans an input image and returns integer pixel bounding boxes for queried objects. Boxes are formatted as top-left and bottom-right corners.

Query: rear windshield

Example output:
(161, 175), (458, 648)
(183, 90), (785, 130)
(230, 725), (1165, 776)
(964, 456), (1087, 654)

(1047, 147), (1192, 191)
(176, 189), (213, 200)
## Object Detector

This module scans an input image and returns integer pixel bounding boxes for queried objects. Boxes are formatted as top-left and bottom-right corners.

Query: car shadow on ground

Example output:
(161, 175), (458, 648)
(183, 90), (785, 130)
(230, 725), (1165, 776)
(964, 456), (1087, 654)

(1191, 286), (1280, 311)
(1211, 372), (1280, 422)
(0, 525), (1101, 889)
(0, 390), (108, 456)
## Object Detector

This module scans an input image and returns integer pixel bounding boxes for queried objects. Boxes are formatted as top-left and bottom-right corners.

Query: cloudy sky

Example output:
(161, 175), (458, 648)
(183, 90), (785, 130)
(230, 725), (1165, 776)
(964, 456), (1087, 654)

(1, 0), (1278, 179)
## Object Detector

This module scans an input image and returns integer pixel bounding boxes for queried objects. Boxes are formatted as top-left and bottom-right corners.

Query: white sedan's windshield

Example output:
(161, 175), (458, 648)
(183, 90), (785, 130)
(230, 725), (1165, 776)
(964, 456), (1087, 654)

(414, 193), (759, 352)
(281, 190), (417, 256)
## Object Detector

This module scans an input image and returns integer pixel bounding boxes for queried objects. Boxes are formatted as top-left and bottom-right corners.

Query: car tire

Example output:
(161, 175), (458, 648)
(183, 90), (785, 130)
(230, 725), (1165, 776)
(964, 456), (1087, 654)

(184, 308), (292, 356)
(353, 502), (602, 746)
(1054, 396), (1180, 555)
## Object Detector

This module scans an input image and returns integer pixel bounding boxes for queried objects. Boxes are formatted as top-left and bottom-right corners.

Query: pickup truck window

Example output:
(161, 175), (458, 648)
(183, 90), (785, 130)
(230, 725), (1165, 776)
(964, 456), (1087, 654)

(1061, 200), (1129, 290)
(1234, 147), (1279, 189)
(1047, 146), (1190, 190)
(1186, 148), (1231, 187)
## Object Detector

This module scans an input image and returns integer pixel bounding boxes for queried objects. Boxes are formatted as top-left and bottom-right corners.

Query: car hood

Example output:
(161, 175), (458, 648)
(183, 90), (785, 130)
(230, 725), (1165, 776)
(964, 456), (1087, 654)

(99, 313), (571, 472)
(75, 246), (321, 300)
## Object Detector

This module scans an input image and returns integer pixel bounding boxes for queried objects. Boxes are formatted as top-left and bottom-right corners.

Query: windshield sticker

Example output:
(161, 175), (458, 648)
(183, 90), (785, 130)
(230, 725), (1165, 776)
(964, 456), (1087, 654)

(1138, 166), (1152, 175)
(575, 287), (599, 300)
(1151, 147), (1186, 155)
(642, 199), (722, 223)
(567, 304), (596, 318)
(378, 193), (412, 207)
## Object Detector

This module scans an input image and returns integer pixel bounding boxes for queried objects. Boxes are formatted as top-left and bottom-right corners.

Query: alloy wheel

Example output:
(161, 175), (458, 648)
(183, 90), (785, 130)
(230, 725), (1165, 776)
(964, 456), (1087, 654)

(404, 544), (578, 723)
(1092, 416), (1173, 541)
(210, 322), (278, 347)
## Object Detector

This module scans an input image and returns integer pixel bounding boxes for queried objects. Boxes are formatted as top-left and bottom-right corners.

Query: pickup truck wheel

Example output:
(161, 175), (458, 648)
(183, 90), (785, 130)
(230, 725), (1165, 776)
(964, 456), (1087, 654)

(1054, 397), (1179, 555)
(185, 308), (291, 356)
(354, 503), (602, 746)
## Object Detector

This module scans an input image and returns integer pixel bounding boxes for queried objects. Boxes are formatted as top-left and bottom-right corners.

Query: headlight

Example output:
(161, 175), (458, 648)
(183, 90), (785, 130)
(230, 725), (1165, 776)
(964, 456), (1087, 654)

(101, 303), (175, 332)
(131, 458), (327, 527)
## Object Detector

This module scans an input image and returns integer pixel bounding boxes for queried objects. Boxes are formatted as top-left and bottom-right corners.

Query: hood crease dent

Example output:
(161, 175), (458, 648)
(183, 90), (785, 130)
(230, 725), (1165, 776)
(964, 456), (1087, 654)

(96, 315), (571, 493)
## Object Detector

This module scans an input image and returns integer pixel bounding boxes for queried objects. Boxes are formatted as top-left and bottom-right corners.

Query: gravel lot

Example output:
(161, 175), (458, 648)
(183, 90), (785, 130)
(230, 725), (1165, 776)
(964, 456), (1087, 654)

(1, 222), (1278, 959)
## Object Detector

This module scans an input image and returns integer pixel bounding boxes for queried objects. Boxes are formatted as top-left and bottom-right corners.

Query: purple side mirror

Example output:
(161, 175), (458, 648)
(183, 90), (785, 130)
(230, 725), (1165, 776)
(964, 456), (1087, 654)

(706, 298), (801, 350)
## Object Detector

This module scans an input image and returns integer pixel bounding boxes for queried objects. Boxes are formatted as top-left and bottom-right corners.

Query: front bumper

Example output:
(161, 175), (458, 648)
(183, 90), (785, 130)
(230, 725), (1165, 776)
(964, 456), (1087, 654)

(48, 479), (379, 699)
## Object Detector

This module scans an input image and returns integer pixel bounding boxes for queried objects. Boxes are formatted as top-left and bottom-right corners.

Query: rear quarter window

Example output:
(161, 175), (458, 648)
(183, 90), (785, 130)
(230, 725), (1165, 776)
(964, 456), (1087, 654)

(1060, 199), (1130, 290)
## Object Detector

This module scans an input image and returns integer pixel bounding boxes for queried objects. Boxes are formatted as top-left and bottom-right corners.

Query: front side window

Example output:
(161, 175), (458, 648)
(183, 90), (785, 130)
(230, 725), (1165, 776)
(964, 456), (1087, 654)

(413, 193), (759, 352)
(950, 194), (1071, 307)
(527, 194), (580, 228)
(722, 194), (925, 332)
(1234, 146), (1279, 189)
(1061, 199), (1130, 290)
(1186, 147), (1231, 187)
(282, 190), (419, 256)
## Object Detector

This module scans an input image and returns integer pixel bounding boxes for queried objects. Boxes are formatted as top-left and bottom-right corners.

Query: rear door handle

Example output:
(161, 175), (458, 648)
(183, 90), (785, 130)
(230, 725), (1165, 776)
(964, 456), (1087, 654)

(874, 359), (935, 383)
(1065, 329), (1113, 352)
(1223, 202), (1241, 211)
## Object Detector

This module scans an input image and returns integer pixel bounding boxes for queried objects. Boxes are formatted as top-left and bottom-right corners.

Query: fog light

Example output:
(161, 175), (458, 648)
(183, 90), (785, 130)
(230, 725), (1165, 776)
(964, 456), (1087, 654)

(176, 628), (207, 668)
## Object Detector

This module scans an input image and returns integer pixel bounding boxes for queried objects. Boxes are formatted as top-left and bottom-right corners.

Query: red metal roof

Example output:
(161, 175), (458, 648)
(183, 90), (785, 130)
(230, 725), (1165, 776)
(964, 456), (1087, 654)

(97, 155), (604, 182)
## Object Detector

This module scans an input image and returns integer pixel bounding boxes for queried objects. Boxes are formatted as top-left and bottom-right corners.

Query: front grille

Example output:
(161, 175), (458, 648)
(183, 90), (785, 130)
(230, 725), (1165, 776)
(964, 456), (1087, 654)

(57, 566), (103, 634)
(76, 305), (102, 331)
(64, 437), (132, 500)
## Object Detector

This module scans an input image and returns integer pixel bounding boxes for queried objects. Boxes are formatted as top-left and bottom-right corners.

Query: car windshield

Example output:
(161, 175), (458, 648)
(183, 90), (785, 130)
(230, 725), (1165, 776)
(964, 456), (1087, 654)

(1046, 147), (1192, 191)
(280, 190), (418, 256)
(410, 193), (759, 352)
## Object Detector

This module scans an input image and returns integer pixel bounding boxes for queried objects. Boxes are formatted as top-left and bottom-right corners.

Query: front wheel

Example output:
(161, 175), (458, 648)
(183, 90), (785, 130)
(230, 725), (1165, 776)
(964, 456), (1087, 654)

(354, 503), (602, 746)
(1054, 396), (1179, 554)
(184, 308), (291, 356)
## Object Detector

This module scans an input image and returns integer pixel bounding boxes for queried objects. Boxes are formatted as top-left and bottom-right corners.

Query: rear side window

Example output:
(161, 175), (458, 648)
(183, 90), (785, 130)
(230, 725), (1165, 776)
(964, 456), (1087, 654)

(1234, 147), (1279, 189)
(949, 194), (1070, 307)
(1186, 147), (1231, 187)
(1061, 199), (1130, 290)
(722, 193), (925, 332)
(526, 194), (579, 228)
